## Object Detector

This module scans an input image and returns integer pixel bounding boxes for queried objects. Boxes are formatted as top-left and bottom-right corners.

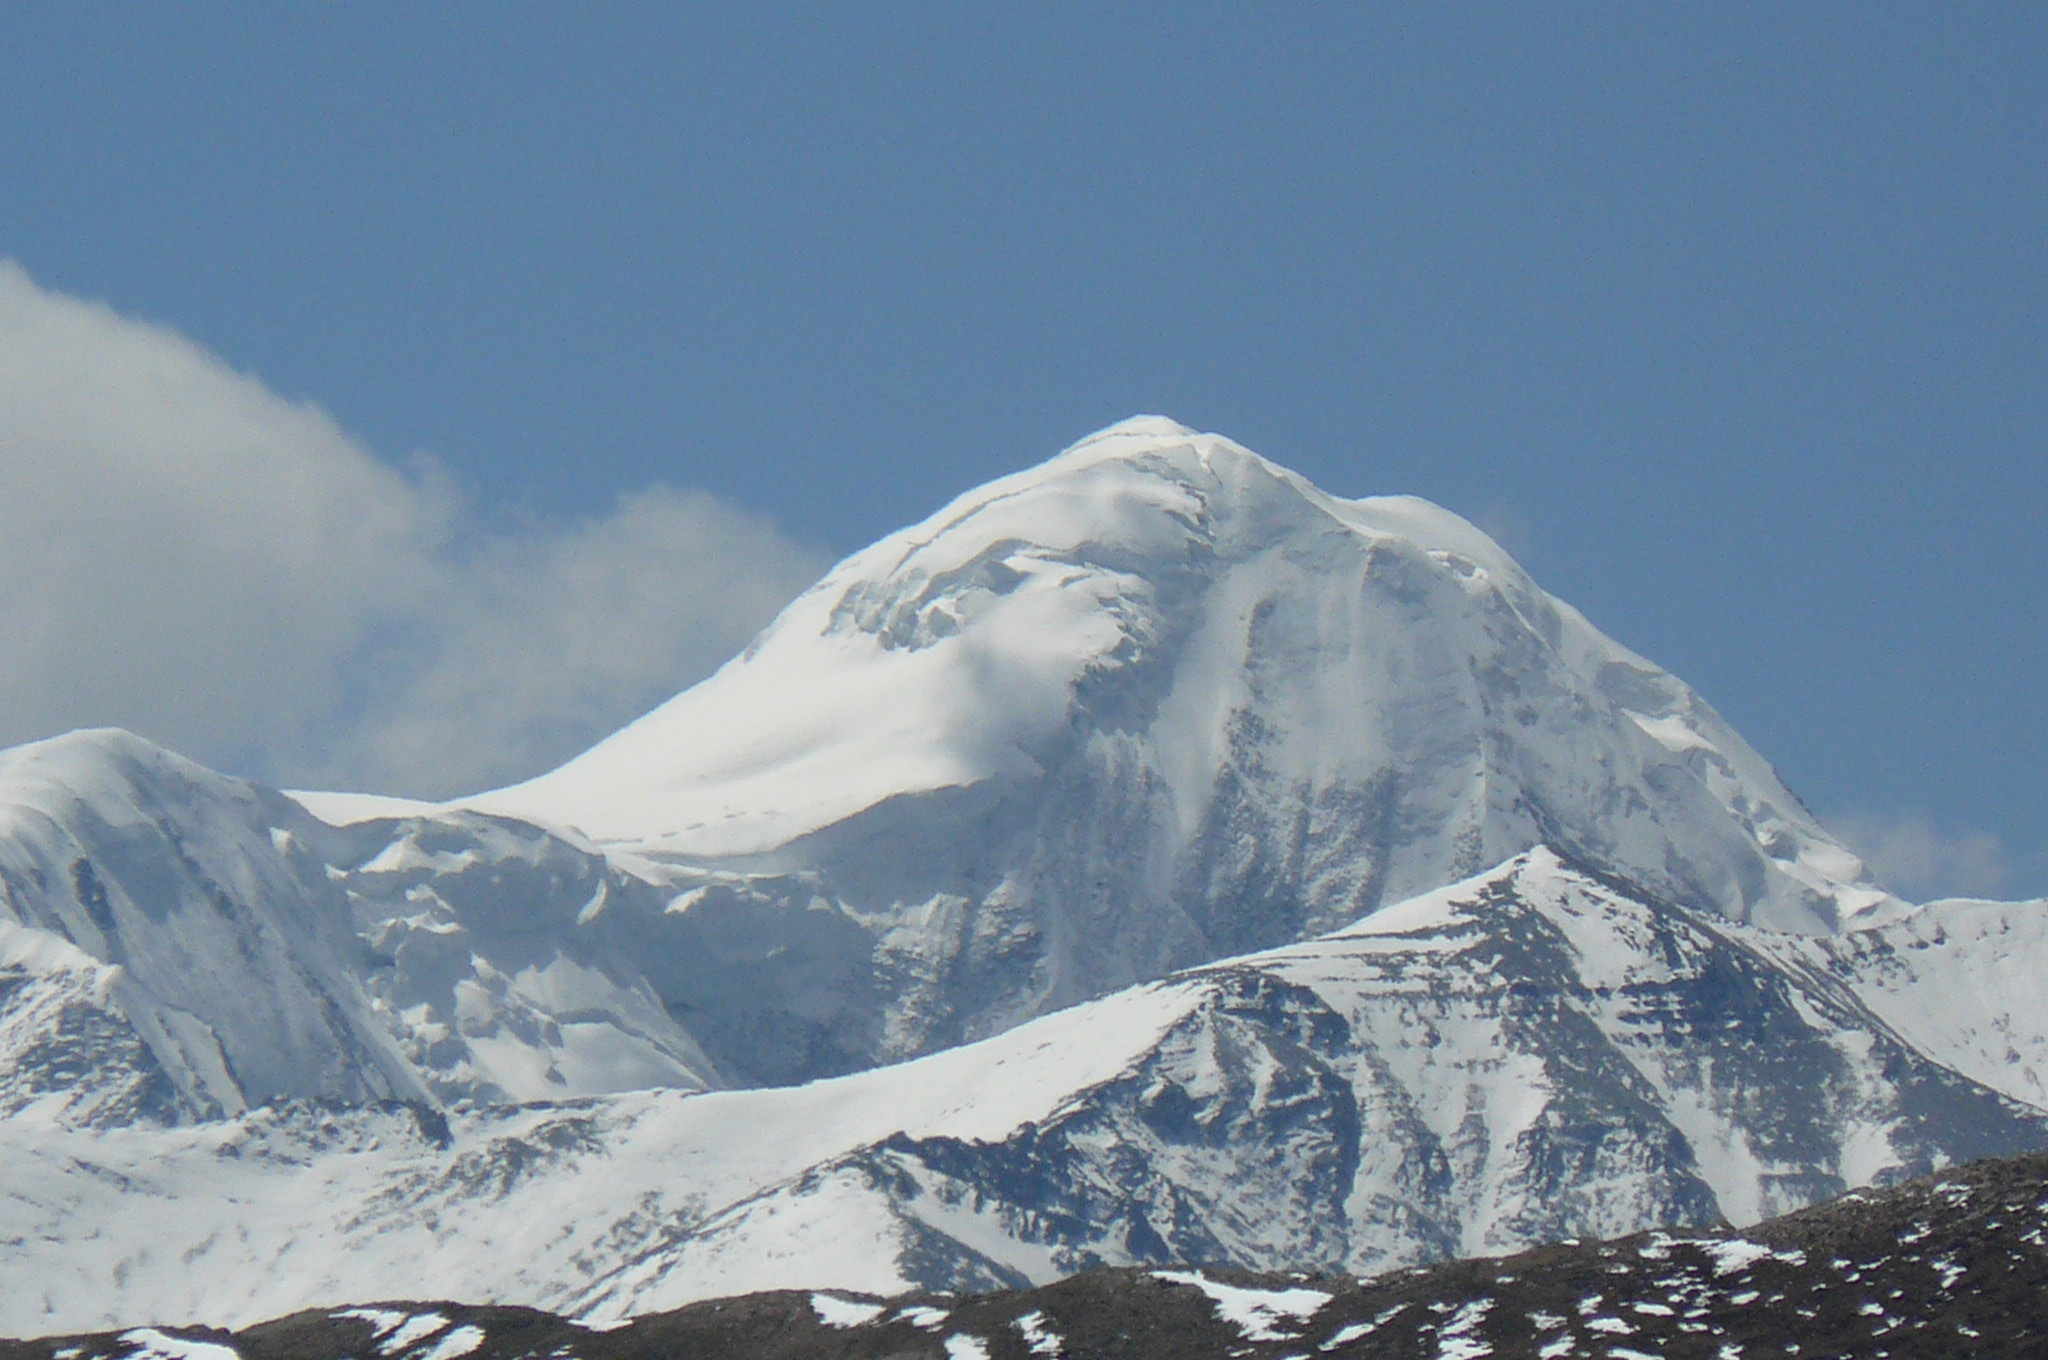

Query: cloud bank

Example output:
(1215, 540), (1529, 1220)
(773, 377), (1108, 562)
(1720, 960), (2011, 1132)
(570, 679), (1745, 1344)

(1829, 808), (2042, 904)
(0, 262), (824, 797)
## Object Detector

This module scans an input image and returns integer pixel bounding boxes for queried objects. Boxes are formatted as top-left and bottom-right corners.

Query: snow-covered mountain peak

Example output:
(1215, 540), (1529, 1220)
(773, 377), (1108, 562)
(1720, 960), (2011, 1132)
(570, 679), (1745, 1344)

(468, 419), (1893, 938)
(462, 420), (1558, 853)
(822, 415), (1536, 619)
(461, 420), (1303, 852)
(0, 727), (251, 827)
(0, 727), (437, 1123)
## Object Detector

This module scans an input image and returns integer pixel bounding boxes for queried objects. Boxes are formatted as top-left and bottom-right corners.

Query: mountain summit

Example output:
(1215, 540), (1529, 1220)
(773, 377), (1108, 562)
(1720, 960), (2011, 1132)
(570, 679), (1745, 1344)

(477, 418), (1887, 936)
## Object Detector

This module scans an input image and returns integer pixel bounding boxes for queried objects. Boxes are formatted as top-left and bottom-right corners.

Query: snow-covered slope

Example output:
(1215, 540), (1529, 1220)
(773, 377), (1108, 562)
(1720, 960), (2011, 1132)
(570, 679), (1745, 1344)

(307, 810), (722, 1103)
(42, 1149), (2048, 1360)
(1773, 894), (2048, 1112)
(0, 730), (425, 1119)
(4, 850), (2034, 1337)
(0, 917), (218, 1128)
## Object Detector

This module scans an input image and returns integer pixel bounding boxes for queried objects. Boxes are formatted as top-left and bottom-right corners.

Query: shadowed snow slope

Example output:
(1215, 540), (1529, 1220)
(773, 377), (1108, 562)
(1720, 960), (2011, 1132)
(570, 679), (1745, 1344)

(0, 730), (425, 1122)
(2, 851), (2035, 1337)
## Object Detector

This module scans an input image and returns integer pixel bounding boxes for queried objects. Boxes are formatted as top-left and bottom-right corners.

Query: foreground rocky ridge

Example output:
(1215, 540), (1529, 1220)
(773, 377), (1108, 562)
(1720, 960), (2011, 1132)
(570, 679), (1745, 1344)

(12, 1146), (2048, 1359)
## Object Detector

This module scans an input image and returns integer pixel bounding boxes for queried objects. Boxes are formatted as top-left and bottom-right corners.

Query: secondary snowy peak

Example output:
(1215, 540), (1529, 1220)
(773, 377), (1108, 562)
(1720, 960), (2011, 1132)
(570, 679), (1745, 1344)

(0, 728), (718, 1125)
(0, 728), (427, 1119)
(1772, 892), (2048, 1112)
(471, 417), (1893, 936)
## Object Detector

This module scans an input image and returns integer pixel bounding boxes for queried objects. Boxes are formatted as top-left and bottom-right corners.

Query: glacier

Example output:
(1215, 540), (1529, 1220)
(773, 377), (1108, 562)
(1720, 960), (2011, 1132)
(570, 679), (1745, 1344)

(2, 416), (2043, 1335)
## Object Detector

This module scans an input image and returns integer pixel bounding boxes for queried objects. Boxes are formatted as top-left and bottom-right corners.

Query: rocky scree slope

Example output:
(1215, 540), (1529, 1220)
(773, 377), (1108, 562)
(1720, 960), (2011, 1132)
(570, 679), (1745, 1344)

(12, 1145), (2048, 1359)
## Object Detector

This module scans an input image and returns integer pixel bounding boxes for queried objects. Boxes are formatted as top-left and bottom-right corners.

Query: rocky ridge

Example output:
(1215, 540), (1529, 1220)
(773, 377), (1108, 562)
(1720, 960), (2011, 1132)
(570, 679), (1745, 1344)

(11, 1145), (2048, 1358)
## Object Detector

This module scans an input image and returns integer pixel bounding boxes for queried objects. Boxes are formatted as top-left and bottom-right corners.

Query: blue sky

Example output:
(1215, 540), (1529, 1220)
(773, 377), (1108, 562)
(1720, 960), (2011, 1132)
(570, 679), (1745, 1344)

(0, 5), (2041, 897)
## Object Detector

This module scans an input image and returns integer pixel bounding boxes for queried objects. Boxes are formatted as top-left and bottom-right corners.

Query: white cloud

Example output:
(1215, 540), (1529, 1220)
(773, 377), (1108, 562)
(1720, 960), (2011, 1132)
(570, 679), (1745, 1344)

(1828, 808), (2037, 903)
(0, 261), (825, 797)
(321, 486), (822, 796)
